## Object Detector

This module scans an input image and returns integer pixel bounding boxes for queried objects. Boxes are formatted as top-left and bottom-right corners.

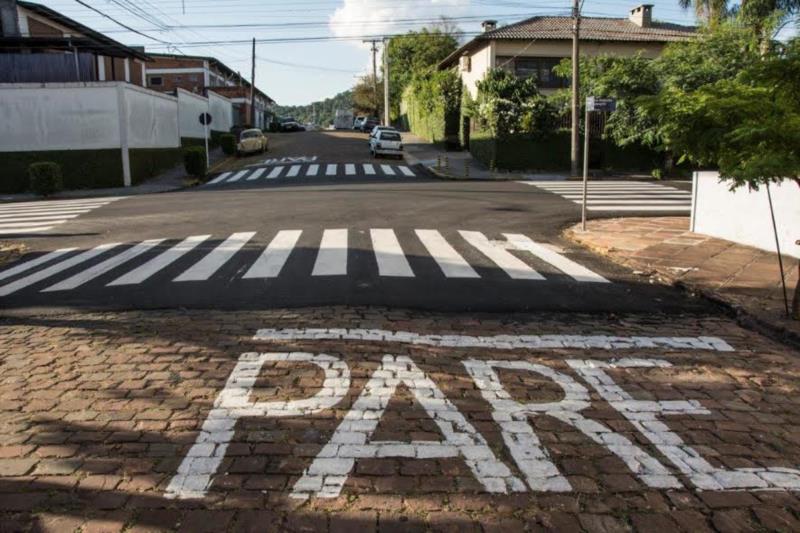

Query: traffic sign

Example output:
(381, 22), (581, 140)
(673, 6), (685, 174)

(199, 112), (212, 125)
(586, 97), (616, 112)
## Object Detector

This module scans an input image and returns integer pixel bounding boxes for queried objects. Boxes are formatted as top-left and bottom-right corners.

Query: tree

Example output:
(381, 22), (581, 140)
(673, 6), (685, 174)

(386, 24), (459, 121)
(352, 74), (381, 117)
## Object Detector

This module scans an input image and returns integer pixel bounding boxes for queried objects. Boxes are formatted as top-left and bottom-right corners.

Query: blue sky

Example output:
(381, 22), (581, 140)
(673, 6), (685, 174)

(41, 0), (700, 105)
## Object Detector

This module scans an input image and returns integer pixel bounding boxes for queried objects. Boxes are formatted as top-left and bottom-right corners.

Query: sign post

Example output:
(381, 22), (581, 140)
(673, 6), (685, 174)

(199, 112), (213, 170)
(582, 97), (616, 231)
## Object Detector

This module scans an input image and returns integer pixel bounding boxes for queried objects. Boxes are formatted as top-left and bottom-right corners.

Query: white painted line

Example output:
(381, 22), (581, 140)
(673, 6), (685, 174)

(326, 164), (337, 176)
(108, 234), (211, 286)
(460, 231), (544, 280)
(0, 243), (121, 297)
(227, 170), (249, 183)
(380, 165), (395, 176)
(242, 230), (302, 278)
(0, 198), (120, 209)
(398, 166), (415, 177)
(267, 166), (284, 179)
(287, 165), (301, 177)
(246, 168), (266, 181)
(504, 233), (609, 283)
(0, 213), (81, 221)
(0, 226), (55, 235)
(207, 172), (231, 185)
(415, 229), (478, 278)
(312, 229), (348, 276)
(252, 328), (735, 351)
(306, 164), (319, 176)
(0, 206), (106, 215)
(42, 239), (164, 292)
(0, 221), (65, 229)
(570, 200), (692, 205)
(588, 206), (692, 212)
(0, 248), (77, 282)
(345, 164), (356, 175)
(370, 229), (414, 277)
(174, 232), (255, 282)
(561, 193), (690, 199)
(363, 164), (375, 175)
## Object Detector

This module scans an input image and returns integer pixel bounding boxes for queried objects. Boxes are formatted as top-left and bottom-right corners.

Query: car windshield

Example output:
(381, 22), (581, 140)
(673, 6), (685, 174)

(241, 130), (260, 139)
(381, 132), (401, 141)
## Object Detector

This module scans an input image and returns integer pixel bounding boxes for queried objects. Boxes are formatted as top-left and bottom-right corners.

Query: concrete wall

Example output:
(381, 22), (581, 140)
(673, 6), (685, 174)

(207, 90), (234, 133)
(177, 88), (209, 139)
(124, 84), (179, 149)
(691, 171), (800, 259)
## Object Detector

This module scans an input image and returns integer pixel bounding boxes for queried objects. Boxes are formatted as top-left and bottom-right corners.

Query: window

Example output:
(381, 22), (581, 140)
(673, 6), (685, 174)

(149, 76), (163, 86)
(381, 132), (401, 141)
(189, 74), (198, 82)
(512, 57), (568, 89)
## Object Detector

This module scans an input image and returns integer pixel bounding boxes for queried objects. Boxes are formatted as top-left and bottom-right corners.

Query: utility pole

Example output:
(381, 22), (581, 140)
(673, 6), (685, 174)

(570, 0), (581, 176)
(383, 37), (390, 126)
(250, 37), (256, 127)
(363, 39), (381, 118)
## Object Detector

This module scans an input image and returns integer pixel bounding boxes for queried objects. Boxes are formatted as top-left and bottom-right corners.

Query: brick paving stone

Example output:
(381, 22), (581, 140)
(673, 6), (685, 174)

(0, 308), (799, 530)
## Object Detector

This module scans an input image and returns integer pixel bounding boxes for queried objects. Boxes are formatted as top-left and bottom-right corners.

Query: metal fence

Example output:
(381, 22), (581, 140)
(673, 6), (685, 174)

(0, 52), (95, 83)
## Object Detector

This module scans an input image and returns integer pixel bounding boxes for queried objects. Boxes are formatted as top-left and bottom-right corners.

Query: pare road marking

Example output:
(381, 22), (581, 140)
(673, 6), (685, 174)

(164, 329), (800, 500)
(253, 156), (318, 166)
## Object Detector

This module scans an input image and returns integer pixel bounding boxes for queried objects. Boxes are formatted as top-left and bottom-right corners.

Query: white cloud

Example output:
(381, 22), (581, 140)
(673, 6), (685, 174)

(329, 0), (471, 41)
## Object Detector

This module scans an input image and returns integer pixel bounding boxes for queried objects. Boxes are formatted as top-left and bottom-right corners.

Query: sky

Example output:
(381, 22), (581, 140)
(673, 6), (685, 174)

(40, 0), (701, 105)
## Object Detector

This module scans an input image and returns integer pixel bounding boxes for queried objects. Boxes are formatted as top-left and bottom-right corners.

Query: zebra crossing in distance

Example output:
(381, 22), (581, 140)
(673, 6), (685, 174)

(0, 197), (121, 235)
(520, 181), (692, 212)
(204, 162), (418, 187)
(0, 229), (609, 297)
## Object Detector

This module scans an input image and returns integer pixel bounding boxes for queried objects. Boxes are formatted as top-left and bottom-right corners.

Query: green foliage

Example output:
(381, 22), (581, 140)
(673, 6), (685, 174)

(469, 69), (557, 139)
(183, 146), (207, 178)
(220, 134), (237, 156)
(352, 74), (381, 117)
(129, 148), (183, 186)
(28, 162), (63, 197)
(272, 90), (352, 126)
(387, 26), (459, 121)
(1, 150), (124, 193)
(401, 69), (461, 144)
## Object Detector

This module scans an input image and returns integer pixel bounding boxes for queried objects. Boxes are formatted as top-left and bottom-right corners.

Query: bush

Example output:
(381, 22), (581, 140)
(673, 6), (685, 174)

(28, 162), (63, 196)
(220, 134), (237, 155)
(183, 146), (207, 178)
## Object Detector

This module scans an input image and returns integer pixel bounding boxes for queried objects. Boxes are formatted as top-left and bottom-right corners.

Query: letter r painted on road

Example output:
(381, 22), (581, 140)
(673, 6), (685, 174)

(165, 352), (350, 499)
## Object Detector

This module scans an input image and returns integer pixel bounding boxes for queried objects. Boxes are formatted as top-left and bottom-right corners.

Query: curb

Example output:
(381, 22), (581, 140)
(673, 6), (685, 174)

(564, 225), (800, 350)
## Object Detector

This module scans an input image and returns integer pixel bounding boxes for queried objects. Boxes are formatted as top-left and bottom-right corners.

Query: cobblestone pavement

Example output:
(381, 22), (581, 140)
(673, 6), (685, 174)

(1, 308), (800, 532)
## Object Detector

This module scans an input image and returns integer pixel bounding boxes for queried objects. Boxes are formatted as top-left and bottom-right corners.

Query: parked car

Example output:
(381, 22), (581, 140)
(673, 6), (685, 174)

(369, 129), (403, 158)
(237, 128), (268, 156)
(360, 117), (380, 133)
(280, 121), (306, 132)
(367, 125), (398, 145)
(353, 116), (366, 130)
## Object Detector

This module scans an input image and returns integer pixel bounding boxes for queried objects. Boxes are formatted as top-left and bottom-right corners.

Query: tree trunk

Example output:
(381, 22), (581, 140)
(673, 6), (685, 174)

(793, 179), (800, 320)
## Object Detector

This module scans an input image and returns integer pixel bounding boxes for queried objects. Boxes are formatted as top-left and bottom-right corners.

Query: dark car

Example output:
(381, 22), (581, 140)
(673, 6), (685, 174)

(280, 120), (306, 132)
(360, 117), (379, 133)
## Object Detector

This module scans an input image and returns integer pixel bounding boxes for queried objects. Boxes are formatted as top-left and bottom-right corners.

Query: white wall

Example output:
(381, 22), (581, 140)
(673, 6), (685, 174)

(207, 90), (233, 133)
(123, 84), (179, 149)
(0, 83), (120, 151)
(176, 88), (209, 139)
(691, 171), (800, 259)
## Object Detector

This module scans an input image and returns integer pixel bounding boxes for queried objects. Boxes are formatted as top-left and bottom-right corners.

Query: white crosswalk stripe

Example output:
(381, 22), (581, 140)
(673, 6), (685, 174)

(287, 165), (301, 177)
(381, 165), (395, 176)
(0, 197), (121, 235)
(521, 181), (692, 212)
(363, 164), (375, 175)
(267, 166), (284, 179)
(108, 234), (210, 286)
(207, 172), (231, 184)
(306, 164), (320, 176)
(174, 232), (255, 282)
(227, 170), (249, 183)
(203, 162), (420, 187)
(345, 164), (356, 176)
(243, 230), (302, 278)
(246, 168), (266, 181)
(326, 164), (337, 176)
(0, 228), (613, 296)
(399, 166), (415, 177)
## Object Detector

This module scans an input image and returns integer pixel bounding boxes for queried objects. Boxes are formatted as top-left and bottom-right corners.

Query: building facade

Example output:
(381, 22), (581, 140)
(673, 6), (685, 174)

(440, 5), (695, 98)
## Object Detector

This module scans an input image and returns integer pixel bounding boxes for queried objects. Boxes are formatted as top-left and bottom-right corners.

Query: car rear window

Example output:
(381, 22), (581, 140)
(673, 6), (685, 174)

(241, 131), (260, 139)
(381, 132), (401, 141)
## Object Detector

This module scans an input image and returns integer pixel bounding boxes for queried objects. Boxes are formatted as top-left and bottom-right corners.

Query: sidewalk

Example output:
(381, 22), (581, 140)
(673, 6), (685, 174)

(0, 147), (227, 204)
(566, 216), (799, 342)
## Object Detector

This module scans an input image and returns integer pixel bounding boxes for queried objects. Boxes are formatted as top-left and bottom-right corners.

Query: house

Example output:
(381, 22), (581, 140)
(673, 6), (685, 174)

(0, 0), (149, 84)
(439, 5), (695, 97)
(145, 52), (275, 130)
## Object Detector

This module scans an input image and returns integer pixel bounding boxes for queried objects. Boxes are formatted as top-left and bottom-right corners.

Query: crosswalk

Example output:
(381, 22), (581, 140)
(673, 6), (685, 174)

(520, 181), (692, 212)
(0, 229), (609, 297)
(0, 197), (121, 235)
(204, 162), (417, 187)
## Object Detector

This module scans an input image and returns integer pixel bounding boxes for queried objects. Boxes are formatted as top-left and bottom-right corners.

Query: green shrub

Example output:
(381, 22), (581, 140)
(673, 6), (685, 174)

(183, 146), (207, 178)
(28, 162), (63, 197)
(220, 134), (237, 155)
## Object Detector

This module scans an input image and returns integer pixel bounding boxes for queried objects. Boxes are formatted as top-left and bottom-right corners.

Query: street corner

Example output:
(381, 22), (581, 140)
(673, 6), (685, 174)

(1, 309), (800, 531)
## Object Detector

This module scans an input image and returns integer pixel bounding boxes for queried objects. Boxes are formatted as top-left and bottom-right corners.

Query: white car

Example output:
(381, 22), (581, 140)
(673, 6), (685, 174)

(353, 116), (366, 130)
(367, 125), (397, 145)
(369, 129), (403, 158)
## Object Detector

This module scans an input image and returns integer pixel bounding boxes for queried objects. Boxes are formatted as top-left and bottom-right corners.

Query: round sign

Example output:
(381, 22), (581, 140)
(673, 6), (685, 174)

(199, 112), (212, 125)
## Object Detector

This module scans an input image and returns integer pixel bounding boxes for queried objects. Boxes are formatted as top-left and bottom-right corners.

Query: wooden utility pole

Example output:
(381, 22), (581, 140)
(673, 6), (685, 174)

(363, 39), (381, 118)
(570, 0), (581, 176)
(250, 37), (256, 127)
(383, 37), (390, 126)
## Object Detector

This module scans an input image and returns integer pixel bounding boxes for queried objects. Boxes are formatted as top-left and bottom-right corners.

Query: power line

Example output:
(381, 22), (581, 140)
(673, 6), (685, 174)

(72, 0), (170, 43)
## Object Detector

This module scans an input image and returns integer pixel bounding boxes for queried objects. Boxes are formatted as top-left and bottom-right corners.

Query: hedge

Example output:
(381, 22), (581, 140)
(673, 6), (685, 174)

(400, 70), (460, 146)
(469, 129), (664, 172)
(129, 148), (184, 185)
(0, 149), (123, 193)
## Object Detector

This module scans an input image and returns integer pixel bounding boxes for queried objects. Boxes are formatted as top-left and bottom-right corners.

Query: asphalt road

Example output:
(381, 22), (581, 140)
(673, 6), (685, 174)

(0, 132), (711, 315)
